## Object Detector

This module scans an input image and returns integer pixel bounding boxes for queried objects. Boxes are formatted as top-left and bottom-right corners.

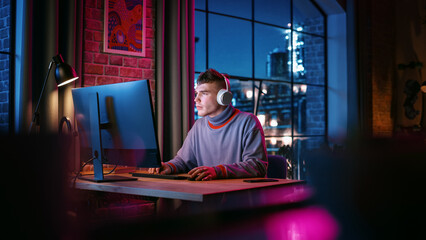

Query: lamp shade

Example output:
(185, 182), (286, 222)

(53, 54), (79, 87)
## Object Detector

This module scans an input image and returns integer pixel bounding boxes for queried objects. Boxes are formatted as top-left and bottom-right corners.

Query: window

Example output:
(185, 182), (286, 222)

(195, 0), (326, 180)
(0, 1), (14, 133)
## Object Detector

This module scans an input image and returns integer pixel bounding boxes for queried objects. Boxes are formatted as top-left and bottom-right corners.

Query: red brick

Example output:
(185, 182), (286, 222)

(122, 78), (138, 82)
(85, 41), (101, 52)
(83, 75), (96, 86)
(94, 31), (103, 42)
(120, 68), (143, 78)
(146, 28), (154, 39)
(105, 66), (119, 76)
(94, 53), (108, 64)
(144, 49), (154, 58)
(143, 69), (154, 79)
(146, 0), (153, 8)
(84, 7), (92, 18)
(85, 19), (103, 31)
(87, 8), (103, 21)
(84, 52), (93, 62)
(146, 7), (152, 18)
(97, 0), (103, 9)
(145, 18), (153, 28)
(110, 56), (123, 65)
(85, 30), (93, 41)
(149, 79), (155, 91)
(85, 63), (104, 74)
(97, 76), (123, 85)
(143, 37), (152, 49)
(124, 57), (138, 67)
(85, 0), (96, 8)
(138, 59), (152, 69)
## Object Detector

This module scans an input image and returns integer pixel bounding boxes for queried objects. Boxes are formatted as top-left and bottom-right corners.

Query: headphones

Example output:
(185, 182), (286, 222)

(217, 74), (233, 106)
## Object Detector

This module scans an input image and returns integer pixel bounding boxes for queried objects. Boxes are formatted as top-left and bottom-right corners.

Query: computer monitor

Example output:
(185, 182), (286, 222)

(71, 80), (161, 182)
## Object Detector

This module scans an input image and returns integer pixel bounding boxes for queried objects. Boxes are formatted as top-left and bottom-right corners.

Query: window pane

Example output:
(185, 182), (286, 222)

(295, 33), (325, 85)
(254, 0), (290, 27)
(293, 0), (324, 36)
(195, 11), (206, 72)
(294, 84), (325, 136)
(257, 81), (292, 138)
(255, 23), (291, 81)
(265, 135), (293, 155)
(195, 0), (206, 10)
(209, 0), (252, 19)
(209, 14), (252, 77)
(229, 78), (254, 113)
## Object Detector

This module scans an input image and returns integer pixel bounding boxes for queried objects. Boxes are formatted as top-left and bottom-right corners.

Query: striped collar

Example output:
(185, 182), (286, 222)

(208, 108), (240, 129)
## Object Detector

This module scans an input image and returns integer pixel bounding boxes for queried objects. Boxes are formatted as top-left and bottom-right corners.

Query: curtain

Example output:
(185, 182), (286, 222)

(57, 1), (84, 134)
(18, 0), (82, 134)
(156, 0), (195, 161)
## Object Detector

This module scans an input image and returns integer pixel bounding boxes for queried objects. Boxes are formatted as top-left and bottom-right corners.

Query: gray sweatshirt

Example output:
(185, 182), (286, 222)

(165, 105), (268, 178)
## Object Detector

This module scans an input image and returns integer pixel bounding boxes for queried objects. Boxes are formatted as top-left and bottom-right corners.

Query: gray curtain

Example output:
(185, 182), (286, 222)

(156, 0), (195, 161)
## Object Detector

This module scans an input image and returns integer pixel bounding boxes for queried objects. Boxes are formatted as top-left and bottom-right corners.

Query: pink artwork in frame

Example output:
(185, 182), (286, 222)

(104, 0), (146, 57)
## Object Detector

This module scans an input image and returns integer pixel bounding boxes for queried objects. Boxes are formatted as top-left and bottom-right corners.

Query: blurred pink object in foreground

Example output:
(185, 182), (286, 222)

(265, 205), (340, 240)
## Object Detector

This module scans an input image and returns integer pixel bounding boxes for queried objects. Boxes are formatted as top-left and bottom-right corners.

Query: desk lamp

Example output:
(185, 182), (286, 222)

(29, 54), (79, 134)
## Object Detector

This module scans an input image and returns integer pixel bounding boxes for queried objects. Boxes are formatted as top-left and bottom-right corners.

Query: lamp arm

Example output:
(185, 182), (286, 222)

(29, 59), (54, 134)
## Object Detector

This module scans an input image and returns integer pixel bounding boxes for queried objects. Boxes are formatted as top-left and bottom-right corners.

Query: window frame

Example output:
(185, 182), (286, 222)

(194, 0), (327, 179)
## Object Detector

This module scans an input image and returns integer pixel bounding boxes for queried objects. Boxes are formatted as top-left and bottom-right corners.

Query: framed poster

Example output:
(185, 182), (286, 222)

(104, 0), (146, 57)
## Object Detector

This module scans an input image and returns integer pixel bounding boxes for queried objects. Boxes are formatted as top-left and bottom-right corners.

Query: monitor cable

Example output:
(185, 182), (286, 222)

(72, 156), (95, 187)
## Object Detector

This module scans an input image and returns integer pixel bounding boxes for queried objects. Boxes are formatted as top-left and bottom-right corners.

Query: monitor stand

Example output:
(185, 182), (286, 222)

(80, 92), (137, 183)
(78, 175), (137, 183)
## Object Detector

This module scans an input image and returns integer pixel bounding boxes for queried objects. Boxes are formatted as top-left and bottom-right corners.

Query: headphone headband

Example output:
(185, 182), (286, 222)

(217, 74), (233, 106)
(222, 74), (229, 91)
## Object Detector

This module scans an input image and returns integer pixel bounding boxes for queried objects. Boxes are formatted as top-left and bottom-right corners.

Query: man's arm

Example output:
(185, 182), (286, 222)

(162, 127), (198, 174)
(214, 127), (268, 179)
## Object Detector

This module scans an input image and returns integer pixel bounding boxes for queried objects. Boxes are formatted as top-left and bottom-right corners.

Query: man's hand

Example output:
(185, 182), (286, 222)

(188, 166), (217, 181)
(148, 162), (172, 175)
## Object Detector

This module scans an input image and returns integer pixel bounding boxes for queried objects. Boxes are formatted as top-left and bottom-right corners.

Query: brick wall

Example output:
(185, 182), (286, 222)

(0, 0), (10, 133)
(303, 17), (326, 139)
(82, 0), (156, 97)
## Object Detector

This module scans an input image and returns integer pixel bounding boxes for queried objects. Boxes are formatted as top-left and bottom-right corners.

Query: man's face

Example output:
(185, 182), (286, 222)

(194, 82), (224, 118)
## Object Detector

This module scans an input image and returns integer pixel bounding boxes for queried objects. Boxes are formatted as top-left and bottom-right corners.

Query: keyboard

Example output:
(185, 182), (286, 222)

(131, 172), (189, 180)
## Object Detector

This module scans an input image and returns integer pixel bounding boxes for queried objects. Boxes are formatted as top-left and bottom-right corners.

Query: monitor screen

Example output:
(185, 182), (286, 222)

(72, 80), (161, 170)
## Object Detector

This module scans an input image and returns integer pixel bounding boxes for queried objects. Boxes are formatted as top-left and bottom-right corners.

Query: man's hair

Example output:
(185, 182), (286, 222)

(197, 69), (229, 90)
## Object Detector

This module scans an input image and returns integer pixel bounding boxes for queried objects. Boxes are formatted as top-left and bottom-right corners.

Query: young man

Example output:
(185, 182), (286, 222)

(150, 69), (268, 181)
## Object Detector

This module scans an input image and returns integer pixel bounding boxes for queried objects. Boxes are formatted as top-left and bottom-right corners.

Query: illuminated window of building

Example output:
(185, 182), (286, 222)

(195, 0), (326, 180)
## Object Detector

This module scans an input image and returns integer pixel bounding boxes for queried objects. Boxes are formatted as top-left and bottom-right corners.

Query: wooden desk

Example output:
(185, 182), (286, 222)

(74, 174), (311, 215)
